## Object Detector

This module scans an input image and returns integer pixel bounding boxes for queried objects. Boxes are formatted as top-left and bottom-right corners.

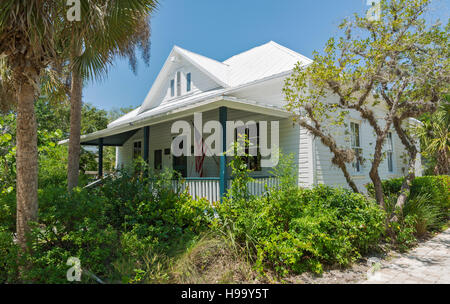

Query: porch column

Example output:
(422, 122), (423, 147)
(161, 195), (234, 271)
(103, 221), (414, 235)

(219, 107), (228, 200)
(98, 137), (104, 178)
(143, 126), (150, 166)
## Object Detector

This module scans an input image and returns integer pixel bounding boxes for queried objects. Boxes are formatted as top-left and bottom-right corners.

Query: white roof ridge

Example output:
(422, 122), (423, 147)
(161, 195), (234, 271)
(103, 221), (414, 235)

(174, 45), (230, 67)
(267, 41), (313, 62)
(222, 41), (271, 64)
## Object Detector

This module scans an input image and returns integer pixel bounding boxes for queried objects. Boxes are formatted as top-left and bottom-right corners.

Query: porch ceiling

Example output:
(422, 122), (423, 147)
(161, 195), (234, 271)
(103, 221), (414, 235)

(80, 129), (139, 146)
(58, 95), (292, 146)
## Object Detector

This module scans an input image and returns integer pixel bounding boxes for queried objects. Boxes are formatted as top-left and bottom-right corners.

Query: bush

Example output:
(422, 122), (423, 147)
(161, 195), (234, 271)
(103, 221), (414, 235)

(0, 228), (19, 283)
(0, 165), (215, 283)
(403, 193), (446, 236)
(367, 175), (450, 214)
(215, 154), (386, 277)
(0, 188), (16, 233)
(216, 185), (386, 277)
(368, 175), (449, 250)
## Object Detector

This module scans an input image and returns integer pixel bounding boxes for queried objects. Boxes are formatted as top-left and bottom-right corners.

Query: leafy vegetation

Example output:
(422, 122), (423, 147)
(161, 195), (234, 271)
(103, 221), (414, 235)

(283, 0), (449, 211)
(215, 153), (386, 277)
(367, 175), (449, 251)
(367, 175), (450, 215)
(0, 142), (448, 283)
(416, 98), (450, 175)
(0, 166), (214, 283)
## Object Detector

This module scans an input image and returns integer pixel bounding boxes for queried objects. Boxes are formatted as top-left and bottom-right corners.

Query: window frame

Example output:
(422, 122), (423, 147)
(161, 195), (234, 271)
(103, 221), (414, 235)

(133, 140), (142, 160)
(176, 71), (181, 96)
(154, 149), (162, 170)
(170, 79), (175, 97)
(350, 121), (363, 174)
(233, 122), (261, 172)
(387, 132), (394, 173)
(186, 72), (191, 92)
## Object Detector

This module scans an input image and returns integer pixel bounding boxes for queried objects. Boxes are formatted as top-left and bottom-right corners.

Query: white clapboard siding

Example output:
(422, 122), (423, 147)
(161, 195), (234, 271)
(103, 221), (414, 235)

(312, 105), (413, 192)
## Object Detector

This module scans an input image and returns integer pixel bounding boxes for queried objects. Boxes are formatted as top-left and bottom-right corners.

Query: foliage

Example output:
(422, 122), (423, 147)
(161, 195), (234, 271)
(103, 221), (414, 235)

(1, 143), (447, 282)
(284, 0), (449, 205)
(215, 153), (386, 277)
(367, 175), (450, 214)
(402, 193), (445, 236)
(0, 113), (16, 190)
(0, 228), (19, 283)
(0, 162), (214, 283)
(0, 97), (126, 191)
(368, 175), (449, 250)
(388, 215), (418, 252)
(416, 98), (450, 175)
(226, 135), (255, 202)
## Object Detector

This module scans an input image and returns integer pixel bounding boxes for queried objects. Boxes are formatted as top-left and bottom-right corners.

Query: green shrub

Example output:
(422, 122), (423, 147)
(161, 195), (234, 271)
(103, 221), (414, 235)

(387, 215), (418, 252)
(369, 176), (449, 250)
(0, 188), (16, 233)
(367, 175), (450, 214)
(403, 193), (446, 236)
(0, 228), (19, 283)
(0, 164), (215, 283)
(217, 186), (386, 277)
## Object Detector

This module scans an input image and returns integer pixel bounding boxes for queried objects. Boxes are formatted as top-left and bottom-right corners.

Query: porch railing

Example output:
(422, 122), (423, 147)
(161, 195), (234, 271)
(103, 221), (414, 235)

(173, 177), (221, 202)
(170, 176), (280, 202)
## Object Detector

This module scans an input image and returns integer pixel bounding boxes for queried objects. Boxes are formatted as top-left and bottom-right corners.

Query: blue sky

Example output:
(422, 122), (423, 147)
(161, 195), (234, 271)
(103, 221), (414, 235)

(83, 0), (449, 111)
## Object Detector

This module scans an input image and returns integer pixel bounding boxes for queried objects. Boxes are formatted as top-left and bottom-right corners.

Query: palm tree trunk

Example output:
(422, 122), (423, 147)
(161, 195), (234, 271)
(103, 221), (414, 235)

(435, 148), (449, 175)
(393, 118), (417, 213)
(16, 80), (38, 251)
(67, 69), (83, 191)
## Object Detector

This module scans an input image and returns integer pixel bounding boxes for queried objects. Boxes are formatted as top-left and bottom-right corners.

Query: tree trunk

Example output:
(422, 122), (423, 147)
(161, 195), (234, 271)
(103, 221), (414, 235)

(337, 161), (360, 193)
(435, 148), (449, 175)
(370, 168), (385, 210)
(393, 119), (418, 212)
(67, 69), (83, 191)
(16, 80), (39, 251)
(395, 152), (416, 211)
(369, 136), (386, 210)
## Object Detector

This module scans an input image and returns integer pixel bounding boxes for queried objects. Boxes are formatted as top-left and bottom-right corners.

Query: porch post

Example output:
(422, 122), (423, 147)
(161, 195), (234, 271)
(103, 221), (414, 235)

(98, 137), (104, 178)
(219, 107), (228, 200)
(143, 126), (150, 170)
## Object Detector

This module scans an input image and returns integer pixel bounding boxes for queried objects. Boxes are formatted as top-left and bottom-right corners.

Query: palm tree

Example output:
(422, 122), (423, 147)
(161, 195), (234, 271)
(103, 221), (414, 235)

(0, 0), (156, 251)
(65, 2), (157, 191)
(416, 98), (450, 175)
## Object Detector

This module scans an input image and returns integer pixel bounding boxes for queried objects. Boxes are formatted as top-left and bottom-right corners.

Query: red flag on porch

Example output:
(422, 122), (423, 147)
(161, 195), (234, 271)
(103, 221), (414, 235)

(194, 126), (206, 177)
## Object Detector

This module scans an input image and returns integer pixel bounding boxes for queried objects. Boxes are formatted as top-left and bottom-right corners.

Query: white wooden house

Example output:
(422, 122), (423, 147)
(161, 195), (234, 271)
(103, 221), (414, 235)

(70, 41), (421, 201)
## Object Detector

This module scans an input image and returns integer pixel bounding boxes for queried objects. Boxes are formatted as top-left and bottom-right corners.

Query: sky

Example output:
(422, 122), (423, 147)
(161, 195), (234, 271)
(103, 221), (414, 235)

(82, 0), (449, 111)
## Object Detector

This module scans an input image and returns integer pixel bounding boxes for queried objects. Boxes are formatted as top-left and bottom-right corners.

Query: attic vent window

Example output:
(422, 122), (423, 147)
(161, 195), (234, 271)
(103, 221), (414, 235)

(176, 71), (181, 96)
(186, 73), (191, 92)
(170, 79), (175, 97)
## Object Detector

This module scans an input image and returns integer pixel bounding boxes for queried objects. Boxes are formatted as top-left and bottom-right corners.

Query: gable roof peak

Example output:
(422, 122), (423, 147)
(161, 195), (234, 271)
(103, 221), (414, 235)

(171, 45), (230, 87)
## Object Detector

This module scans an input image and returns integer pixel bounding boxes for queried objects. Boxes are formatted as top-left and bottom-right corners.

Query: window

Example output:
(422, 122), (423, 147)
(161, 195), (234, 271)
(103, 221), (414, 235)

(133, 141), (142, 160)
(170, 79), (175, 97)
(154, 149), (162, 170)
(387, 132), (394, 172)
(350, 122), (362, 173)
(234, 123), (261, 171)
(176, 71), (181, 96)
(186, 73), (191, 92)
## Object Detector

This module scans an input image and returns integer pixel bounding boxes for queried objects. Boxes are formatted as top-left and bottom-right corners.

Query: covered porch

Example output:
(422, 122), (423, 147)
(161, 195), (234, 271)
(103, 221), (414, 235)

(71, 96), (292, 201)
